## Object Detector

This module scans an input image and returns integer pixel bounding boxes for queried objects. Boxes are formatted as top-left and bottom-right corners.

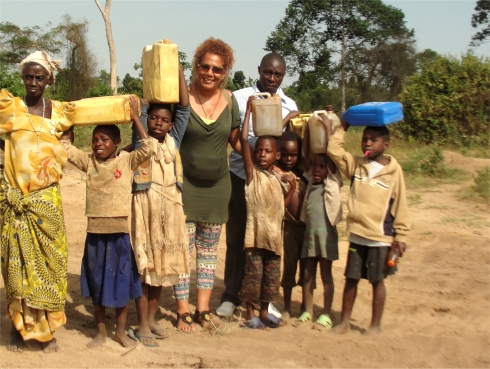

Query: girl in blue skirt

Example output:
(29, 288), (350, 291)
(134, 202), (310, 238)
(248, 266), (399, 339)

(61, 96), (152, 348)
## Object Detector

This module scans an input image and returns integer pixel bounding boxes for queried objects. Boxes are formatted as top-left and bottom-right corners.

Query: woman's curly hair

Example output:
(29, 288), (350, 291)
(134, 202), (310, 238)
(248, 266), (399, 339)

(191, 37), (235, 89)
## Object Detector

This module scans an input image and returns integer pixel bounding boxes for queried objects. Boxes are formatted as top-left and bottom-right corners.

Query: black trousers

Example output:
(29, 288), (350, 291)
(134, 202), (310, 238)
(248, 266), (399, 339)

(221, 171), (247, 306)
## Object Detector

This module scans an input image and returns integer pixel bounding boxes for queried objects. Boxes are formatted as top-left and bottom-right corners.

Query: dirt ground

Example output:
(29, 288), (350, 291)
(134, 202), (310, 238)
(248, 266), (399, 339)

(1, 151), (489, 368)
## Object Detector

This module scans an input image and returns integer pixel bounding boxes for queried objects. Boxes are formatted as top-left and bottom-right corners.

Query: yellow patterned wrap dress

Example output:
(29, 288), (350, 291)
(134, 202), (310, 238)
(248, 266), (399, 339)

(0, 89), (74, 342)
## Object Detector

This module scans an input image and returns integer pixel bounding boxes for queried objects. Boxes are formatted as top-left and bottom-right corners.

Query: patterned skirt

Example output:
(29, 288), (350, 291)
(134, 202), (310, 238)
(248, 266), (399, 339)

(0, 181), (68, 342)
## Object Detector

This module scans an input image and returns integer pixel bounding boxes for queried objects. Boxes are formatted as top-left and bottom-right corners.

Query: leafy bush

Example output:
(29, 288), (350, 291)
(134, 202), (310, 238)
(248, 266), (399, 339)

(0, 65), (24, 97)
(474, 167), (490, 200)
(401, 145), (445, 176)
(397, 54), (490, 145)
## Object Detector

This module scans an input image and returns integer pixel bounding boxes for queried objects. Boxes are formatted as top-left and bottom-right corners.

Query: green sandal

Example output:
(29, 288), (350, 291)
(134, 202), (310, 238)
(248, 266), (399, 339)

(312, 314), (332, 330)
(292, 312), (312, 327)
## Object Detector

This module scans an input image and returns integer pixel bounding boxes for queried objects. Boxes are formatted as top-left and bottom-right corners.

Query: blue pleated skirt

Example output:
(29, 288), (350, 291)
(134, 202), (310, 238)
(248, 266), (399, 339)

(81, 233), (142, 308)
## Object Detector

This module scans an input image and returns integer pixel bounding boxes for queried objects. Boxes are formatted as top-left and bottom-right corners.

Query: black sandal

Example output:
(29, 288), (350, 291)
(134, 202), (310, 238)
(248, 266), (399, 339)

(193, 310), (220, 329)
(176, 312), (195, 333)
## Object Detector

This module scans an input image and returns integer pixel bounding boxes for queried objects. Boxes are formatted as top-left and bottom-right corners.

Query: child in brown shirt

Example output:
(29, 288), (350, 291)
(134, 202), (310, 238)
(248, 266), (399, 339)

(61, 96), (152, 348)
(238, 96), (295, 329)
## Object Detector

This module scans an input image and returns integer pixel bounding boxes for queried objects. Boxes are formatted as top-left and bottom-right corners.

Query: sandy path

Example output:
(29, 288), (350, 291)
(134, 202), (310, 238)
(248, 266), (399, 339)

(1, 152), (489, 368)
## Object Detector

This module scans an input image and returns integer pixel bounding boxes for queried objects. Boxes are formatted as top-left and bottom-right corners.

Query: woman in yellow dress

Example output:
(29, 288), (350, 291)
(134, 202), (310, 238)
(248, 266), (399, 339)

(0, 51), (74, 353)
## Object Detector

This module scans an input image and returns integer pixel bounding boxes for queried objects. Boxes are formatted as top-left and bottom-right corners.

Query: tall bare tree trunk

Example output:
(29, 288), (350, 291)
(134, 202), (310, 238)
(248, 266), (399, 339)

(341, 2), (346, 112)
(94, 0), (117, 94)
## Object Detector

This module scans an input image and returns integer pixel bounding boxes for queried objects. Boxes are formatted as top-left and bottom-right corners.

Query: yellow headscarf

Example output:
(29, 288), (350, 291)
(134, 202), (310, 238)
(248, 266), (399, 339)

(18, 51), (62, 85)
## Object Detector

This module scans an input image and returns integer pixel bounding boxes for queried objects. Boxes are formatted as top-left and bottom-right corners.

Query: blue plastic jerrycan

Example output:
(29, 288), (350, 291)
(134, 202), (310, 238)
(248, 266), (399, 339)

(342, 102), (404, 127)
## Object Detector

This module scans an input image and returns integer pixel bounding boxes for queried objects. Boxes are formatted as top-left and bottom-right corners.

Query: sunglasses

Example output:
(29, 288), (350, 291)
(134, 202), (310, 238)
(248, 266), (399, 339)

(199, 63), (225, 74)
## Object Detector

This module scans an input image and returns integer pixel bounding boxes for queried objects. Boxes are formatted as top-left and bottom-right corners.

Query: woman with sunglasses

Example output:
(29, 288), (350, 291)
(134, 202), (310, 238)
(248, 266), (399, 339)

(174, 38), (241, 331)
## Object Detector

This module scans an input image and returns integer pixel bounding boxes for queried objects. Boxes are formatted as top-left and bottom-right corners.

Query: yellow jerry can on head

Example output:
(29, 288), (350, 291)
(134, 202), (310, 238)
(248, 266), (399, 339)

(142, 39), (179, 104)
(69, 95), (140, 126)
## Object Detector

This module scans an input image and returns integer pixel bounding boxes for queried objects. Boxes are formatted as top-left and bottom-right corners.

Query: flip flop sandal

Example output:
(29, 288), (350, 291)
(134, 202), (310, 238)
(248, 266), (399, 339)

(312, 314), (333, 330)
(176, 312), (195, 333)
(264, 313), (286, 328)
(127, 328), (159, 347)
(194, 310), (220, 329)
(151, 327), (171, 339)
(292, 312), (312, 328)
(240, 317), (267, 330)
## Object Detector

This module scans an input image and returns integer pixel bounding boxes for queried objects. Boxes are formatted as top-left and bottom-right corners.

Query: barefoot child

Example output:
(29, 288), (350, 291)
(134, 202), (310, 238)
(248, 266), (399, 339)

(239, 97), (295, 329)
(61, 96), (152, 348)
(276, 132), (307, 321)
(292, 124), (343, 330)
(325, 117), (409, 335)
(128, 64), (193, 345)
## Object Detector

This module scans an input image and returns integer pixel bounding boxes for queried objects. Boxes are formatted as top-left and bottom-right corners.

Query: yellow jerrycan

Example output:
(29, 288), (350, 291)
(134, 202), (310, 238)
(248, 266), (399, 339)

(142, 39), (179, 103)
(251, 92), (283, 137)
(308, 110), (328, 154)
(289, 113), (312, 138)
(70, 95), (140, 126)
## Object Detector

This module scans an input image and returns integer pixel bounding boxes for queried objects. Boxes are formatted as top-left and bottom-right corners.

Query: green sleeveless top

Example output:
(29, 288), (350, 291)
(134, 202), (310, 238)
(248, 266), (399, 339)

(180, 93), (240, 223)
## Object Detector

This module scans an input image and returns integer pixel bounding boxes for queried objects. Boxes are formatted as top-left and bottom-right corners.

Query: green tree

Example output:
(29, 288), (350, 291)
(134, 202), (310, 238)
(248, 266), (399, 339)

(283, 73), (358, 112)
(415, 49), (439, 70)
(226, 71), (256, 91)
(118, 73), (143, 96)
(178, 51), (191, 73)
(0, 65), (24, 97)
(470, 0), (490, 47)
(232, 71), (246, 89)
(265, 0), (413, 110)
(344, 36), (417, 102)
(84, 70), (114, 97)
(0, 21), (63, 67)
(397, 54), (490, 144)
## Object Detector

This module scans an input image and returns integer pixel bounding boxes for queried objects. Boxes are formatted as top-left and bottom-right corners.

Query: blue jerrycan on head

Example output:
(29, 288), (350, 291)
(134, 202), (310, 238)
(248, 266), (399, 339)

(342, 102), (403, 127)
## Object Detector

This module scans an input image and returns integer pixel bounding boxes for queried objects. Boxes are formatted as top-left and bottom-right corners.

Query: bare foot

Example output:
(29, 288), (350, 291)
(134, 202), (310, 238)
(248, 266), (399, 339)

(363, 326), (382, 336)
(176, 312), (196, 332)
(42, 338), (59, 353)
(258, 310), (269, 323)
(114, 331), (137, 348)
(7, 326), (24, 352)
(87, 333), (106, 348)
(281, 311), (291, 321)
(332, 321), (350, 335)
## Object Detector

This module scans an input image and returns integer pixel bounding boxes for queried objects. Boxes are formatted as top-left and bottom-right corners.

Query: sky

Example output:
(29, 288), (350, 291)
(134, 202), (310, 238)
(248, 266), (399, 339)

(1, 0), (488, 86)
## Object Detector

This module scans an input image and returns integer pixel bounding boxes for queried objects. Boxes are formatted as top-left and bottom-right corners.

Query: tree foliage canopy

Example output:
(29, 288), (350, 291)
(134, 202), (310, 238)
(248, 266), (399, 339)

(265, 0), (415, 112)
(397, 54), (490, 144)
(0, 22), (63, 67)
(0, 65), (24, 97)
(226, 71), (256, 91)
(265, 0), (413, 83)
(470, 0), (490, 47)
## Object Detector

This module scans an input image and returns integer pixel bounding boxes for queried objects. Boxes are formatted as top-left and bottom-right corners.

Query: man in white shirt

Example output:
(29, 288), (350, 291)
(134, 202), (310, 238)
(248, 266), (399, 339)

(217, 53), (299, 318)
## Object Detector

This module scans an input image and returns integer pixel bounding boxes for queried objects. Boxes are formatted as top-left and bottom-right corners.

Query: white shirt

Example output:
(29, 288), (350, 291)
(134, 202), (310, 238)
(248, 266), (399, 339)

(229, 83), (298, 179)
(368, 160), (385, 180)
